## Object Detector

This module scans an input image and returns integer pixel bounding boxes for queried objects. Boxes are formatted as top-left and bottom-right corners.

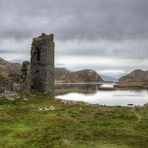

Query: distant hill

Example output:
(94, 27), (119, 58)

(0, 57), (21, 78)
(119, 69), (148, 83)
(55, 68), (103, 83)
(0, 58), (103, 83)
(55, 68), (70, 82)
(101, 75), (117, 82)
(118, 69), (148, 88)
(68, 69), (103, 83)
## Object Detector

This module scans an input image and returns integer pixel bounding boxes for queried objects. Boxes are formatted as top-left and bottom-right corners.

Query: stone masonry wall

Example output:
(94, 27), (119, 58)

(30, 33), (54, 96)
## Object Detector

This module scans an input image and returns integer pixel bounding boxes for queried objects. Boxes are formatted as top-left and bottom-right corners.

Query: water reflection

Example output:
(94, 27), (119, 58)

(55, 83), (101, 95)
(55, 83), (148, 106)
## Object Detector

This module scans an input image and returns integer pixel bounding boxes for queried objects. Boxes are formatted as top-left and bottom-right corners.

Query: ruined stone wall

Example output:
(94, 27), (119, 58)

(30, 33), (54, 96)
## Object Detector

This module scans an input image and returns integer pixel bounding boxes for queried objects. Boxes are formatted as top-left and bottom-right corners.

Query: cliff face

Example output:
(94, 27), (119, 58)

(55, 68), (103, 83)
(118, 69), (148, 88)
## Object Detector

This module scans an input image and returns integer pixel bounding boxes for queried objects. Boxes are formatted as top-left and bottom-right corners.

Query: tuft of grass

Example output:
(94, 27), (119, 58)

(0, 93), (148, 148)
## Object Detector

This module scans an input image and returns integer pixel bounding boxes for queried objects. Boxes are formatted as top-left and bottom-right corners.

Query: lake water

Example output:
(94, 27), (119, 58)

(55, 83), (148, 106)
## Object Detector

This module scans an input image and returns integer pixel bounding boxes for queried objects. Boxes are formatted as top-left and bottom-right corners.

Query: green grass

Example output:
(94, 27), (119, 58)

(0, 93), (148, 148)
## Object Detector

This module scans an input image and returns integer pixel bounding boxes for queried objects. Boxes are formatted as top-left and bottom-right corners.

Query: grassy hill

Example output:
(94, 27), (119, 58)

(0, 92), (148, 148)
(0, 57), (21, 78)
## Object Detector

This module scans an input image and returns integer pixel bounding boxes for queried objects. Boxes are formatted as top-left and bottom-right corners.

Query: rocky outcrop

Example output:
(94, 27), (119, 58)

(118, 69), (148, 88)
(55, 68), (103, 83)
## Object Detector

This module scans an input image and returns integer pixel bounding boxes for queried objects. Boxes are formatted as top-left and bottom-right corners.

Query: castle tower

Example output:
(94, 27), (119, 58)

(30, 33), (54, 96)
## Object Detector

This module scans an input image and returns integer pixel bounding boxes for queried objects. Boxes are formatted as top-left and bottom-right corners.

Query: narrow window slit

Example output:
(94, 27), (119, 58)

(36, 47), (41, 61)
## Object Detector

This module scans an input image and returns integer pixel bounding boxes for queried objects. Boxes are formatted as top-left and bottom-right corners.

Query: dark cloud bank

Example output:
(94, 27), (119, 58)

(0, 0), (148, 78)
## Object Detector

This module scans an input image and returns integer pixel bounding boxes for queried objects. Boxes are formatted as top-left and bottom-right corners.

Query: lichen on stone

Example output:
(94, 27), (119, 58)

(32, 33), (53, 46)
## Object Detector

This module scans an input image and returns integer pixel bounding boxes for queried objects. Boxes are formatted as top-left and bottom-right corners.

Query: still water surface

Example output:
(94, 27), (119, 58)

(55, 83), (148, 106)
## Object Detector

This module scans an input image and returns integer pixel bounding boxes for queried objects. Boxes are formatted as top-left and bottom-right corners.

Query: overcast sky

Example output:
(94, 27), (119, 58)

(0, 0), (148, 78)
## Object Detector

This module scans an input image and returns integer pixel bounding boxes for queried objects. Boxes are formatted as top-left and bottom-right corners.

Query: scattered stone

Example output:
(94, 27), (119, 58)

(23, 97), (28, 101)
(38, 105), (56, 112)
(79, 107), (83, 111)
(0, 90), (19, 101)
(39, 107), (44, 112)
(48, 105), (56, 111)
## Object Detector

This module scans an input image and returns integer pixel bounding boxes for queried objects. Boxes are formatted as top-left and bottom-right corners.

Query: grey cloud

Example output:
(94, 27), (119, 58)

(61, 58), (148, 72)
(56, 39), (148, 60)
(0, 0), (148, 41)
(0, 49), (12, 54)
(0, 48), (27, 54)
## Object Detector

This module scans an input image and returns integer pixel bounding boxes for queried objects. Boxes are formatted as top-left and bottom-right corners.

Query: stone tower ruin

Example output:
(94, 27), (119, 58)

(30, 33), (54, 96)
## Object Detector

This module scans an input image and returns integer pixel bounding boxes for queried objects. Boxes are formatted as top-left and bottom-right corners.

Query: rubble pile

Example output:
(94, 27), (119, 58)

(0, 90), (19, 101)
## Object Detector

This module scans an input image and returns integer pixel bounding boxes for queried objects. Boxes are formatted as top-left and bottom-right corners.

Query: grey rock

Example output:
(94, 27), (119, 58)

(0, 90), (19, 101)
(38, 105), (56, 112)
(12, 83), (22, 91)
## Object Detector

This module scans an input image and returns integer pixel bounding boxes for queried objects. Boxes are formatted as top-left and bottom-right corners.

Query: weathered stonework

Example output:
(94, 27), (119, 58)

(30, 33), (54, 96)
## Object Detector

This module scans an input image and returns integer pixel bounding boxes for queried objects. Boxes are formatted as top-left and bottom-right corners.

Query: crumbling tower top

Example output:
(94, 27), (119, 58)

(32, 33), (54, 46)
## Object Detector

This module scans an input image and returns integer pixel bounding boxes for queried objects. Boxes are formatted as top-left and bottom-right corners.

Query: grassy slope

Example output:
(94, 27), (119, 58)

(0, 93), (148, 148)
